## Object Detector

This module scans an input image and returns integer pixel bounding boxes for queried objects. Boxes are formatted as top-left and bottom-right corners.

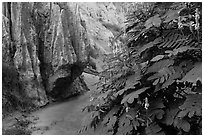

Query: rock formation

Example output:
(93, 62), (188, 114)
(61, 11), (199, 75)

(77, 2), (126, 72)
(2, 2), (127, 109)
(2, 2), (90, 107)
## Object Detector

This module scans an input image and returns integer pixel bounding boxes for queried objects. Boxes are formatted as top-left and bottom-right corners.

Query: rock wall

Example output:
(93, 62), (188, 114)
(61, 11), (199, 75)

(79, 2), (125, 54)
(2, 2), (90, 107)
(2, 2), (127, 109)
(78, 2), (126, 72)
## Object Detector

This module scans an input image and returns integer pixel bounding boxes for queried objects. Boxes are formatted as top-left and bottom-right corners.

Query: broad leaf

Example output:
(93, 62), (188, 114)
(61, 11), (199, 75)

(162, 107), (179, 126)
(147, 98), (165, 121)
(148, 66), (175, 86)
(81, 111), (100, 130)
(178, 94), (202, 118)
(161, 99), (183, 125)
(145, 14), (162, 29)
(162, 66), (183, 88)
(115, 86), (134, 97)
(106, 116), (117, 132)
(181, 62), (202, 83)
(145, 59), (174, 74)
(162, 9), (180, 23)
(115, 74), (141, 96)
(145, 122), (163, 135)
(121, 87), (150, 104)
(102, 106), (120, 125)
(117, 114), (133, 135)
(148, 109), (165, 121)
(98, 90), (112, 99)
(180, 120), (190, 132)
(148, 98), (165, 110)
(174, 118), (191, 132)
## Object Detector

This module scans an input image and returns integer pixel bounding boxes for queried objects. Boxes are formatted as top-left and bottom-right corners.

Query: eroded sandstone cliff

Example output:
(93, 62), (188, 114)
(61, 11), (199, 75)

(2, 2), (126, 110)
(2, 2), (90, 108)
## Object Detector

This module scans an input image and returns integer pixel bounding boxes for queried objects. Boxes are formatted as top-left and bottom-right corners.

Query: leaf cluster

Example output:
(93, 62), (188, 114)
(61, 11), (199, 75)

(79, 2), (202, 135)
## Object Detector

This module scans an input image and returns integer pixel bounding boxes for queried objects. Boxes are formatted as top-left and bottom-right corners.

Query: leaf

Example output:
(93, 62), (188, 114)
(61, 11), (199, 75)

(162, 9), (180, 23)
(126, 73), (141, 86)
(151, 55), (165, 62)
(159, 76), (165, 83)
(81, 111), (100, 129)
(100, 106), (121, 134)
(117, 114), (133, 135)
(148, 98), (165, 121)
(162, 66), (183, 88)
(148, 109), (165, 120)
(157, 32), (193, 49)
(102, 106), (120, 125)
(115, 87), (133, 97)
(145, 14), (162, 29)
(135, 37), (161, 57)
(178, 94), (202, 118)
(148, 66), (175, 86)
(165, 46), (199, 57)
(106, 116), (117, 130)
(98, 90), (112, 99)
(115, 74), (141, 96)
(175, 118), (191, 132)
(127, 27), (152, 45)
(132, 119), (140, 130)
(125, 107), (141, 131)
(121, 87), (150, 104)
(181, 62), (202, 83)
(180, 120), (190, 132)
(163, 107), (179, 125)
(145, 59), (174, 74)
(161, 99), (182, 126)
(153, 37), (163, 45)
(153, 79), (160, 85)
(148, 73), (160, 81)
(149, 98), (165, 110)
(145, 122), (162, 135)
(172, 47), (199, 56)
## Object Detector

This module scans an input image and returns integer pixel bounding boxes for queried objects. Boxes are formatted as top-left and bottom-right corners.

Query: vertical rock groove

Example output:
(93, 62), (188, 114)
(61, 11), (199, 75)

(2, 2), (125, 107)
(2, 2), (90, 107)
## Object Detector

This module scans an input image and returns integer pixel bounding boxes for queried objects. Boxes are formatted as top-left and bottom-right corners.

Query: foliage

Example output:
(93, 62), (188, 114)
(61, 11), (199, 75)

(79, 2), (202, 135)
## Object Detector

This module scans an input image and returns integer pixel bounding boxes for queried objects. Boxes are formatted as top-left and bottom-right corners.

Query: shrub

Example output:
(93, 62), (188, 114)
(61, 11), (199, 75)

(79, 2), (202, 135)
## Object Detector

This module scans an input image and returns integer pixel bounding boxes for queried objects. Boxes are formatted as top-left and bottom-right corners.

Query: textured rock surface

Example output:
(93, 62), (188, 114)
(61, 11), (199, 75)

(79, 2), (125, 55)
(2, 2), (127, 108)
(78, 2), (126, 72)
(3, 3), (48, 107)
(2, 2), (90, 107)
